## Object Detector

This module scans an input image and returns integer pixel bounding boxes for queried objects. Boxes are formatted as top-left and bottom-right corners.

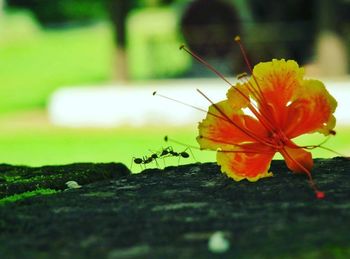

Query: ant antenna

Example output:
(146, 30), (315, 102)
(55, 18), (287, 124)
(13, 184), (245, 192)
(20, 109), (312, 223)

(164, 136), (198, 162)
(153, 91), (210, 114)
(299, 131), (349, 158)
(164, 135), (200, 150)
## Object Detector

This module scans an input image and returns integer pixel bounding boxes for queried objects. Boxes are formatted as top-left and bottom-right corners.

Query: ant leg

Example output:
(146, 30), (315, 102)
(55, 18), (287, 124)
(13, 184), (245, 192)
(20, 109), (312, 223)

(187, 147), (198, 162)
(130, 157), (134, 171)
(161, 153), (169, 168)
(159, 146), (172, 168)
(154, 158), (159, 168)
(142, 156), (148, 169)
(177, 155), (182, 166)
(178, 147), (196, 165)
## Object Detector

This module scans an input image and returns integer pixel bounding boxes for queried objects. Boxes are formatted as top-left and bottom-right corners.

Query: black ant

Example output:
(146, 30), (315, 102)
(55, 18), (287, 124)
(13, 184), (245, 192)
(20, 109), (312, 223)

(163, 135), (195, 160)
(156, 145), (192, 167)
(131, 153), (159, 171)
(159, 146), (190, 159)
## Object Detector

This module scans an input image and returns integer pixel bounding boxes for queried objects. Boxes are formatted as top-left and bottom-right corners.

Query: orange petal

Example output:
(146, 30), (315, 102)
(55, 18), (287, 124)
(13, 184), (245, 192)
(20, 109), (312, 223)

(280, 146), (313, 174)
(197, 99), (268, 151)
(216, 143), (275, 181)
(250, 59), (336, 137)
(250, 59), (305, 129)
(284, 79), (337, 138)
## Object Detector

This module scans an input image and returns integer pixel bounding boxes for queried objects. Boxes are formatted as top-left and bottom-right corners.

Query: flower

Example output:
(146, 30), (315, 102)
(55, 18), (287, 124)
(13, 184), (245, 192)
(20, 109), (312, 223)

(197, 59), (337, 198)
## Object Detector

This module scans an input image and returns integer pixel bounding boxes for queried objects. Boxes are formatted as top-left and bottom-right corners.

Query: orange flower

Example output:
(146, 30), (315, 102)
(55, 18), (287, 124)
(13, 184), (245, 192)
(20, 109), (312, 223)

(197, 59), (337, 198)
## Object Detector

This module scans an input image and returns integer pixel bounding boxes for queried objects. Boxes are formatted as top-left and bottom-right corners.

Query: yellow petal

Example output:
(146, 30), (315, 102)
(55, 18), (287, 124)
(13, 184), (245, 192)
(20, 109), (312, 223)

(216, 143), (275, 182)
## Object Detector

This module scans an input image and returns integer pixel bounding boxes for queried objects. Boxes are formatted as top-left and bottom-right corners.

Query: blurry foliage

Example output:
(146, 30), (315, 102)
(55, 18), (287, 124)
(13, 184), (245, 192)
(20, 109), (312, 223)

(0, 11), (114, 113)
(5, 0), (184, 26)
(6, 0), (107, 25)
(0, 9), (40, 42)
(0, 10), (189, 113)
(127, 7), (191, 79)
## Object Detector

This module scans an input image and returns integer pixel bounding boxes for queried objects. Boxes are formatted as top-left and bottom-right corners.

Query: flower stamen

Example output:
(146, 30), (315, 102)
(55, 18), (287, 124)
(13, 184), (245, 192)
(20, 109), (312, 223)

(281, 147), (325, 199)
(234, 36), (269, 107)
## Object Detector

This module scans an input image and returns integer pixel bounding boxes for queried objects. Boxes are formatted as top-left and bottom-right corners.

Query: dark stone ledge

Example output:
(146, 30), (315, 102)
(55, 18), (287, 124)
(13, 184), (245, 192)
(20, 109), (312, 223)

(0, 162), (130, 199)
(0, 157), (349, 258)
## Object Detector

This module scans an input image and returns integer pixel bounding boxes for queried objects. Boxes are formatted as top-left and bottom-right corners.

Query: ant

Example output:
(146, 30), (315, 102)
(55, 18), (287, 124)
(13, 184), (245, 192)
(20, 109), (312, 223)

(131, 153), (159, 171)
(157, 144), (192, 167)
(159, 146), (190, 159)
(163, 135), (194, 160)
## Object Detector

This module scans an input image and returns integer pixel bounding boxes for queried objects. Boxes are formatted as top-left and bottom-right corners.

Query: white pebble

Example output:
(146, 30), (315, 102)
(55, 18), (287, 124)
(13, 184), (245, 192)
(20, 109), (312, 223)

(65, 181), (82, 189)
(208, 231), (230, 253)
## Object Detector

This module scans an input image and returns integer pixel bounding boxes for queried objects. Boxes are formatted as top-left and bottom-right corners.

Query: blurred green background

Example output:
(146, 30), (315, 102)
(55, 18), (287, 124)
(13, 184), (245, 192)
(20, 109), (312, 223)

(0, 0), (349, 172)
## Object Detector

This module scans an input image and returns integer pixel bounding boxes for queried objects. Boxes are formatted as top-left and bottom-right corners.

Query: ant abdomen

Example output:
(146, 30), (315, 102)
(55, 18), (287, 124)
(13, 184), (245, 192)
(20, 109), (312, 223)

(180, 151), (190, 158)
(133, 158), (143, 164)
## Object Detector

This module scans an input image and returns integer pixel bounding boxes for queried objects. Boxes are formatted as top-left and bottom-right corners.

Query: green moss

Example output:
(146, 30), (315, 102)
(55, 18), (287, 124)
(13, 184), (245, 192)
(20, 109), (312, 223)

(0, 163), (130, 200)
(281, 245), (350, 259)
(4, 175), (22, 182)
(0, 188), (58, 205)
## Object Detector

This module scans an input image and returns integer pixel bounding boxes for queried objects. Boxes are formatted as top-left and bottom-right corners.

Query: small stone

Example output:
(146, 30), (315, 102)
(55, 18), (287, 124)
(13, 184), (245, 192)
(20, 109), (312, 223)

(208, 231), (230, 253)
(65, 181), (82, 189)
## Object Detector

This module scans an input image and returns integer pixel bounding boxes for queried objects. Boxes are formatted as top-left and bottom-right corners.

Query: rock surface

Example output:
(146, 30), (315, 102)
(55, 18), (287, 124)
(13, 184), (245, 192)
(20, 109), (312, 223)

(0, 162), (130, 199)
(0, 158), (349, 258)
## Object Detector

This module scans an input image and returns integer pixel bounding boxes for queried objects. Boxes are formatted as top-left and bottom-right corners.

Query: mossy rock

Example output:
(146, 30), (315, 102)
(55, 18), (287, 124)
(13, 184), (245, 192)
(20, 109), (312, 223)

(0, 162), (130, 200)
(0, 158), (349, 258)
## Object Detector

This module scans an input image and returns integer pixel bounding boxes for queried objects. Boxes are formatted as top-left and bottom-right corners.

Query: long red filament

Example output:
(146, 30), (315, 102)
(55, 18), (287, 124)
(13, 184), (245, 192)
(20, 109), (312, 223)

(180, 45), (277, 137)
(238, 75), (278, 127)
(153, 91), (212, 115)
(196, 89), (276, 147)
(180, 45), (256, 106)
(234, 36), (275, 126)
(154, 90), (273, 147)
(180, 45), (280, 142)
(281, 147), (325, 199)
(237, 73), (264, 104)
(233, 38), (327, 198)
(180, 45), (232, 86)
(153, 91), (262, 135)
(181, 44), (279, 140)
(234, 36), (268, 104)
